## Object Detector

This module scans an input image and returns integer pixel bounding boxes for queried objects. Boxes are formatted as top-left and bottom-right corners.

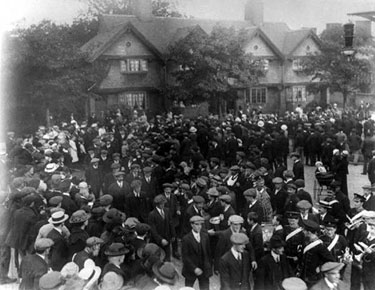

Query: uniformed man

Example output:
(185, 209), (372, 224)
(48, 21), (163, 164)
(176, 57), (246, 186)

(284, 211), (304, 272)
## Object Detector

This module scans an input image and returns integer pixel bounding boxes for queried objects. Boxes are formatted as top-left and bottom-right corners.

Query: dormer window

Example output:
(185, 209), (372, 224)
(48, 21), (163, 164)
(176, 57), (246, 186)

(120, 59), (148, 74)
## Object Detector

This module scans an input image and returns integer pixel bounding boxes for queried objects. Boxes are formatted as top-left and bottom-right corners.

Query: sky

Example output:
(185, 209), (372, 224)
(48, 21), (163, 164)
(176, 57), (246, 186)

(1, 0), (375, 33)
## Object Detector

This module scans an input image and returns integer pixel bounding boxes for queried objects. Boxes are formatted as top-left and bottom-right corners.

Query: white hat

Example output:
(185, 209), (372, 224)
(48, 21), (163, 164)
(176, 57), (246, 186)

(48, 211), (69, 224)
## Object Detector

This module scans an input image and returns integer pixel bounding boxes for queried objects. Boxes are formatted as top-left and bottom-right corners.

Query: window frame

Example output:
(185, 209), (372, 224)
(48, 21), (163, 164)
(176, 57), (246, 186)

(245, 87), (267, 104)
(119, 59), (148, 74)
(118, 91), (148, 109)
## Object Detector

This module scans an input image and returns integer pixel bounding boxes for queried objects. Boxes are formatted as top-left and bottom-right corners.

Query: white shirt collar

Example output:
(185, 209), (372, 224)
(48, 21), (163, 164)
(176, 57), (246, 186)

(324, 277), (337, 289)
(192, 230), (200, 242)
(271, 250), (280, 262)
(231, 247), (241, 260)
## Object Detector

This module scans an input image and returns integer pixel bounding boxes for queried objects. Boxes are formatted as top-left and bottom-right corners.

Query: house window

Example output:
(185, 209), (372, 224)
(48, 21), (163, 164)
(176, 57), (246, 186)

(246, 87), (267, 104)
(292, 58), (303, 71)
(120, 59), (148, 73)
(262, 59), (269, 71)
(118, 92), (147, 109)
(292, 86), (306, 102)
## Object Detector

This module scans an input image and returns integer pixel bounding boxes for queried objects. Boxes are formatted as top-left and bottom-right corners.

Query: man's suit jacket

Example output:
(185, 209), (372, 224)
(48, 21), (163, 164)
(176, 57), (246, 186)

(108, 181), (131, 212)
(219, 206), (236, 230)
(181, 231), (212, 280)
(125, 191), (150, 223)
(248, 224), (264, 262)
(242, 201), (264, 228)
(364, 194), (375, 211)
(309, 278), (344, 290)
(19, 254), (49, 290)
(270, 189), (288, 215)
(255, 253), (292, 290)
(141, 176), (159, 198)
(148, 208), (174, 247)
(219, 250), (251, 290)
(163, 193), (180, 227)
(47, 228), (69, 271)
(102, 172), (117, 195)
(293, 160), (304, 180)
(182, 204), (203, 235)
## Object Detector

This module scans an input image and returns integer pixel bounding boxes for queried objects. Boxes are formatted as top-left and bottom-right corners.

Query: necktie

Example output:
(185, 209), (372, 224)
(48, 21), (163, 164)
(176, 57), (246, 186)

(160, 210), (165, 219)
(238, 253), (242, 261)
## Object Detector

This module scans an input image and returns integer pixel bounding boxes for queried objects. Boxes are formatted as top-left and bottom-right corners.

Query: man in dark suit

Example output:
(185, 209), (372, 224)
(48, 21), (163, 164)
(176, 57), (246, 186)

(102, 163), (121, 195)
(367, 150), (375, 185)
(218, 194), (236, 230)
(247, 212), (264, 263)
(108, 171), (131, 213)
(98, 149), (112, 176)
(291, 152), (304, 180)
(85, 158), (102, 198)
(148, 195), (175, 261)
(125, 180), (150, 223)
(46, 211), (70, 271)
(141, 166), (159, 199)
(19, 238), (53, 290)
(219, 232), (252, 290)
(182, 215), (212, 290)
(270, 177), (287, 215)
(242, 188), (264, 229)
(363, 184), (375, 211)
(255, 236), (293, 290)
(297, 200), (319, 226)
(182, 195), (205, 235)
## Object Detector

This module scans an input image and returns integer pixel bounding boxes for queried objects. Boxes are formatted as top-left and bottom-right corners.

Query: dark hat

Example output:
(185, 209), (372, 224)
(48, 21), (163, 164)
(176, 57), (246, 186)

(244, 162), (256, 170)
(12, 177), (25, 188)
(114, 171), (125, 177)
(192, 195), (205, 204)
(230, 165), (240, 172)
(353, 193), (366, 202)
(69, 210), (91, 224)
(111, 163), (121, 169)
(290, 152), (300, 158)
(330, 180), (341, 187)
(270, 236), (286, 249)
(112, 153), (121, 158)
(86, 237), (104, 247)
(48, 211), (69, 224)
(34, 238), (54, 251)
(152, 261), (179, 285)
(180, 183), (190, 190)
(162, 183), (173, 189)
(219, 194), (232, 203)
(281, 277), (307, 290)
(210, 157), (220, 164)
(104, 243), (129, 256)
(190, 215), (205, 223)
(317, 200), (332, 209)
(101, 149), (108, 154)
(297, 200), (312, 210)
(135, 223), (151, 235)
(323, 217), (337, 228)
(58, 179), (71, 193)
(243, 188), (257, 197)
(286, 211), (300, 219)
(320, 262), (345, 273)
(130, 163), (141, 169)
(236, 151), (246, 158)
(219, 168), (229, 174)
(287, 183), (297, 190)
(28, 178), (41, 189)
(137, 243), (166, 261)
(100, 194), (113, 206)
(22, 194), (38, 206)
(91, 206), (106, 218)
(230, 233), (249, 245)
(154, 194), (167, 205)
(294, 179), (305, 188)
(301, 219), (320, 233)
(103, 208), (126, 224)
(39, 272), (64, 290)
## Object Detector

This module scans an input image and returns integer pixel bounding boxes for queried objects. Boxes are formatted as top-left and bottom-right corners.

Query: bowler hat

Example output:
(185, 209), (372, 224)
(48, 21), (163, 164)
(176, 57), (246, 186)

(137, 243), (166, 261)
(152, 261), (179, 285)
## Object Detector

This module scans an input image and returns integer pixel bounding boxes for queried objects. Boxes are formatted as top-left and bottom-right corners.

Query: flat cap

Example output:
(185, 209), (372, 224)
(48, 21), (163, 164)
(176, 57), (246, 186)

(230, 233), (249, 245)
(290, 152), (300, 158)
(272, 177), (283, 184)
(285, 211), (300, 219)
(294, 179), (305, 188)
(190, 215), (205, 223)
(196, 178), (207, 187)
(207, 187), (219, 196)
(154, 194), (167, 204)
(130, 163), (140, 169)
(229, 165), (240, 172)
(34, 238), (54, 251)
(49, 196), (63, 206)
(91, 206), (106, 217)
(243, 188), (257, 197)
(228, 215), (244, 224)
(287, 183), (297, 190)
(301, 219), (320, 233)
(100, 194), (113, 206)
(320, 262), (345, 273)
(102, 208), (126, 224)
(297, 200), (312, 209)
(192, 195), (205, 203)
(210, 157), (220, 164)
(114, 171), (125, 177)
(219, 194), (232, 203)
(143, 166), (153, 173)
(180, 183), (190, 190)
(281, 277), (307, 290)
(39, 272), (64, 290)
(90, 158), (100, 163)
(236, 151), (246, 158)
(86, 237), (104, 247)
(111, 163), (121, 169)
(162, 183), (173, 189)
(135, 223), (151, 235)
(22, 194), (38, 206)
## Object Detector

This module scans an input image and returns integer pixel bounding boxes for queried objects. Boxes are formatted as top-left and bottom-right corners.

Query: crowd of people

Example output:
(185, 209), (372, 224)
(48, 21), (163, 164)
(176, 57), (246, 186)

(1, 103), (375, 290)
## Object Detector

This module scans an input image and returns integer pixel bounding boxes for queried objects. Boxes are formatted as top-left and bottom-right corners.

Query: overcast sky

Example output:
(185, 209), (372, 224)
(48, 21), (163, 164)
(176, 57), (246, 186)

(1, 0), (375, 33)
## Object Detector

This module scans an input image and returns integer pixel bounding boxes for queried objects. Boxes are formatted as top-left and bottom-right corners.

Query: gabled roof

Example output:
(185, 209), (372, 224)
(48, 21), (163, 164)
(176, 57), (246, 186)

(81, 14), (321, 62)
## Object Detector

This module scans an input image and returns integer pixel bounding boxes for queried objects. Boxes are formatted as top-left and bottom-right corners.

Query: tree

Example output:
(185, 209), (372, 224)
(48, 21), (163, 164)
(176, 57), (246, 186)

(3, 18), (107, 132)
(167, 25), (264, 113)
(302, 25), (372, 108)
(82, 0), (184, 17)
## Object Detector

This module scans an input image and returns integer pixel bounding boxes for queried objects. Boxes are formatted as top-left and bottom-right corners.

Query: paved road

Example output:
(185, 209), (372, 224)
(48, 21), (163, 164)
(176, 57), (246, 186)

(1, 162), (369, 290)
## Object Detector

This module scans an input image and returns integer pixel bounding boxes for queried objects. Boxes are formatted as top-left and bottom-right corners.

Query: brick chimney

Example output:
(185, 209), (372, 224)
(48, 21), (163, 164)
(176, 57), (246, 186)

(244, 0), (264, 26)
(132, 0), (153, 21)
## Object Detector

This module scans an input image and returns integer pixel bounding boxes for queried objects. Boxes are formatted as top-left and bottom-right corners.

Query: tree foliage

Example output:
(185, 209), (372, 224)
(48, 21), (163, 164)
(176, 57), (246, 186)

(302, 25), (373, 106)
(167, 25), (264, 104)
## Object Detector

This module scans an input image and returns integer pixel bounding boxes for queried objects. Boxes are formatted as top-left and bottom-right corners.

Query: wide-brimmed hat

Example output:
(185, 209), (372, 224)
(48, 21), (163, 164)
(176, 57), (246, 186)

(104, 243), (129, 256)
(102, 208), (126, 224)
(69, 210), (91, 224)
(48, 211), (69, 224)
(137, 243), (166, 261)
(45, 163), (59, 173)
(152, 261), (179, 285)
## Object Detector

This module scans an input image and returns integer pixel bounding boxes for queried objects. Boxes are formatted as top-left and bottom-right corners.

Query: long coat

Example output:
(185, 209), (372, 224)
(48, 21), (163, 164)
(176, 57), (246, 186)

(181, 231), (212, 280)
(255, 253), (292, 290)
(148, 208), (175, 247)
(219, 250), (251, 290)
(19, 254), (49, 290)
(108, 181), (131, 212)
(125, 191), (150, 223)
